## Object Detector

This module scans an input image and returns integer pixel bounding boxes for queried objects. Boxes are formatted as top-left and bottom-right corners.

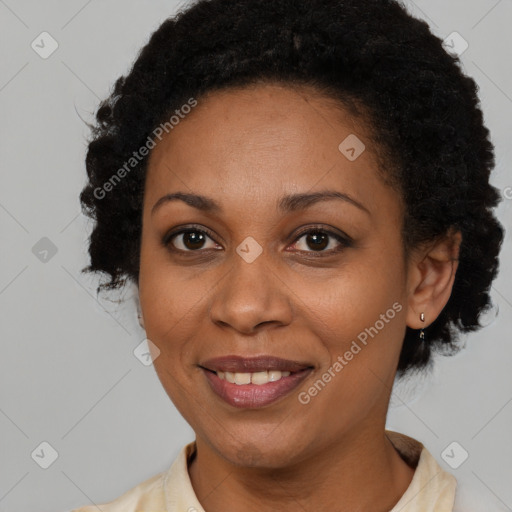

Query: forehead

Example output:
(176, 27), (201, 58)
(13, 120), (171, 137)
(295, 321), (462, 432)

(144, 83), (391, 214)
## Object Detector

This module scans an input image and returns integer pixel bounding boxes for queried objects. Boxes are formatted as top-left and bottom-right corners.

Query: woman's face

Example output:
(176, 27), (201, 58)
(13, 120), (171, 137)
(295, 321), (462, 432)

(139, 83), (413, 467)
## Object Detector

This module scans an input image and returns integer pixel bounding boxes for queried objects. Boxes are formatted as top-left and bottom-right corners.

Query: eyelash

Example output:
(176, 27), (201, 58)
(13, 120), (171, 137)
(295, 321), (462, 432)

(162, 224), (353, 257)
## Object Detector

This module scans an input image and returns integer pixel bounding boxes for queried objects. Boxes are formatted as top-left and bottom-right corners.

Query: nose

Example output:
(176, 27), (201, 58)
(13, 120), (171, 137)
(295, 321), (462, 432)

(208, 251), (293, 334)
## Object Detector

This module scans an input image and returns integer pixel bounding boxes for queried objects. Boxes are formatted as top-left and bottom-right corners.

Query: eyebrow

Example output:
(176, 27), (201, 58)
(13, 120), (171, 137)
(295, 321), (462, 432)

(151, 190), (371, 216)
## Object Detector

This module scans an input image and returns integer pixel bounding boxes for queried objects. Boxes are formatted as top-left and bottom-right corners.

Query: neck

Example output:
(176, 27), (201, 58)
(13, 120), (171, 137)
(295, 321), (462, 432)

(188, 425), (415, 512)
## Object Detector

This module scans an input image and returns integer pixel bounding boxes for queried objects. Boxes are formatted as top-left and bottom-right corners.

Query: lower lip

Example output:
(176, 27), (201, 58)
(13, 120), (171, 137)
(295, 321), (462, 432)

(203, 368), (312, 409)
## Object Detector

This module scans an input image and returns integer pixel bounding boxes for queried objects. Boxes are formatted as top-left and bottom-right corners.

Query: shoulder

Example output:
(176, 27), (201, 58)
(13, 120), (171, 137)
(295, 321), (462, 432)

(70, 470), (166, 512)
(386, 430), (457, 511)
(385, 430), (508, 512)
(69, 442), (197, 512)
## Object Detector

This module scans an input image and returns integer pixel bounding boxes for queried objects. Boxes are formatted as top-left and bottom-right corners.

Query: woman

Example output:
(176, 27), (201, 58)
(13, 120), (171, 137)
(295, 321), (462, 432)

(73, 0), (505, 510)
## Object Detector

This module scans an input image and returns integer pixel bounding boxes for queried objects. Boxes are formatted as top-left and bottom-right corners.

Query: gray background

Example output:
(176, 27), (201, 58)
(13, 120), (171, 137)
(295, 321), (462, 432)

(0, 1), (511, 511)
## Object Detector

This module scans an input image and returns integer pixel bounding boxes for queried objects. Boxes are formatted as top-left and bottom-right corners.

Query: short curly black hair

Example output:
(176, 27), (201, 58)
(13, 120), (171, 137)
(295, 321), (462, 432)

(80, 0), (504, 377)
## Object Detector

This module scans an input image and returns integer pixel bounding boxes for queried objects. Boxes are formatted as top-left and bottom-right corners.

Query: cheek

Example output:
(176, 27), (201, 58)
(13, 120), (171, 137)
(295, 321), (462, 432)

(298, 258), (406, 400)
(138, 242), (204, 338)
(295, 301), (406, 440)
(306, 259), (405, 346)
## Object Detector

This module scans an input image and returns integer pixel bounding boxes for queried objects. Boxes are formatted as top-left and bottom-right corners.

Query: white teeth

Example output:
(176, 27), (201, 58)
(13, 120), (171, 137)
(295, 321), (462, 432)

(216, 370), (291, 385)
(269, 370), (282, 382)
(234, 372), (251, 385)
(251, 371), (269, 385)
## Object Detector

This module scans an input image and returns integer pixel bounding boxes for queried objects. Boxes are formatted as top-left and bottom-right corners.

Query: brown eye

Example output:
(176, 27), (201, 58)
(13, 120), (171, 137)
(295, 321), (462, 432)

(290, 227), (352, 255)
(302, 231), (329, 251)
(179, 231), (208, 250)
(163, 227), (220, 252)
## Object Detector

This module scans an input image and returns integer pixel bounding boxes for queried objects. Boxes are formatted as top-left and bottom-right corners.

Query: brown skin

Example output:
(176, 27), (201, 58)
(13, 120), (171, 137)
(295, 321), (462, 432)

(138, 83), (461, 511)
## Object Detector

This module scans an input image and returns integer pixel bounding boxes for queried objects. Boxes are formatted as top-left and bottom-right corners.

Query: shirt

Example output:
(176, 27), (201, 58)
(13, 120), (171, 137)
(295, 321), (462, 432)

(70, 430), (497, 511)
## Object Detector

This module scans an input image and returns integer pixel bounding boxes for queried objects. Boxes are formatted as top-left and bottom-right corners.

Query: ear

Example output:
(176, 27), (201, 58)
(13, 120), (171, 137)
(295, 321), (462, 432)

(134, 290), (145, 329)
(405, 228), (462, 329)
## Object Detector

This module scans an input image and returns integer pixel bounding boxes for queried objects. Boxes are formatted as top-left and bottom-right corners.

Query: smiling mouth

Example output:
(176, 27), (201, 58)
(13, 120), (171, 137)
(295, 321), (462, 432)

(200, 361), (314, 408)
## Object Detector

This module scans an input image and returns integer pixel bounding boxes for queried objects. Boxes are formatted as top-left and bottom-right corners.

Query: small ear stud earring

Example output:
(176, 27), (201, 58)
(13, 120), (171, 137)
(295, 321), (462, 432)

(419, 312), (425, 341)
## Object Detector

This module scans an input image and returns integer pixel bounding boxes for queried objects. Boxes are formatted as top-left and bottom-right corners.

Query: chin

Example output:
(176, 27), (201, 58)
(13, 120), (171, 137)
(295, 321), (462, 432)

(208, 430), (312, 469)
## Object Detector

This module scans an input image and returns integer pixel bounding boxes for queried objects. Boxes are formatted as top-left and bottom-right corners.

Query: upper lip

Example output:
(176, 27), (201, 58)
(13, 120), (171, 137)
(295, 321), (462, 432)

(200, 355), (313, 373)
